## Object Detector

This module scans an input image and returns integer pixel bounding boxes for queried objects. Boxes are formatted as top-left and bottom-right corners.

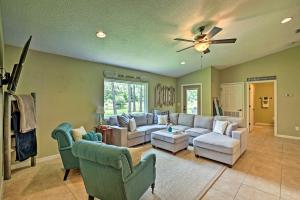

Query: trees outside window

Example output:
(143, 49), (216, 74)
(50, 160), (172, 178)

(104, 80), (148, 117)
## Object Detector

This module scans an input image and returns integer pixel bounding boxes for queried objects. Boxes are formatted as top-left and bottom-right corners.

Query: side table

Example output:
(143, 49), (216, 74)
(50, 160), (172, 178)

(95, 125), (113, 144)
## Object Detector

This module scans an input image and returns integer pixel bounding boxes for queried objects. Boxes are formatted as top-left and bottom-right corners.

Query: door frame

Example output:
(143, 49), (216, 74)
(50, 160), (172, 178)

(246, 80), (277, 136)
(220, 82), (245, 118)
(181, 83), (203, 115)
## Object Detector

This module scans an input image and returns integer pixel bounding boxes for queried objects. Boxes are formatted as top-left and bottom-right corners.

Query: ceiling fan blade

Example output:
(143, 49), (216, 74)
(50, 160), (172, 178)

(207, 26), (222, 39)
(176, 45), (195, 52)
(203, 48), (210, 54)
(174, 38), (195, 42)
(209, 38), (237, 44)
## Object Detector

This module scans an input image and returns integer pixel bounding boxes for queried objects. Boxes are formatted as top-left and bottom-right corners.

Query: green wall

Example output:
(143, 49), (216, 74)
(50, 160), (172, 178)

(220, 45), (300, 138)
(4, 45), (176, 157)
(176, 67), (212, 115)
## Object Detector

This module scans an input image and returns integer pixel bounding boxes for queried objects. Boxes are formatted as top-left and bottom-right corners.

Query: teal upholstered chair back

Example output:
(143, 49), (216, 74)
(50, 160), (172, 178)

(51, 122), (79, 170)
(72, 140), (156, 200)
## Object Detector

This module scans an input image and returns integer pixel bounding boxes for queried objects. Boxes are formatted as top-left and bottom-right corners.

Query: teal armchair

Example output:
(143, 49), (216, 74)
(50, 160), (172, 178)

(72, 140), (156, 200)
(51, 123), (102, 180)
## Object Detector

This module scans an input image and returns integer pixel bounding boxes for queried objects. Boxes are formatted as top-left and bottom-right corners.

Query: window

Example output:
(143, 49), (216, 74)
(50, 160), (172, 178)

(104, 79), (148, 117)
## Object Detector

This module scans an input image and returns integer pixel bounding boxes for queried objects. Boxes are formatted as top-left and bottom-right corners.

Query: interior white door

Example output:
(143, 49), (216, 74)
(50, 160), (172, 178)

(221, 83), (244, 118)
(249, 84), (255, 132)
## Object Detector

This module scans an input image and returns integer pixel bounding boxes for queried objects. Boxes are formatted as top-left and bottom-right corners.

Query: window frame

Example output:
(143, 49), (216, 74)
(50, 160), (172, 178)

(104, 78), (149, 117)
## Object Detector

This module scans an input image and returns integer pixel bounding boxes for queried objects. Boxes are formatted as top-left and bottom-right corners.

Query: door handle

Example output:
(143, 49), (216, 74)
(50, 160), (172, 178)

(237, 109), (242, 111)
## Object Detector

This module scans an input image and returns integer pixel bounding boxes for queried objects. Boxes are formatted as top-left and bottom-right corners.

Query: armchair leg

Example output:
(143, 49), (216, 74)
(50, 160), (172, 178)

(88, 195), (94, 200)
(63, 169), (70, 181)
(151, 183), (155, 194)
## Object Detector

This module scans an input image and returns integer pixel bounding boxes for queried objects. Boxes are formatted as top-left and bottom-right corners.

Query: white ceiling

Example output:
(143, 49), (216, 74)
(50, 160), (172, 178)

(1, 0), (300, 77)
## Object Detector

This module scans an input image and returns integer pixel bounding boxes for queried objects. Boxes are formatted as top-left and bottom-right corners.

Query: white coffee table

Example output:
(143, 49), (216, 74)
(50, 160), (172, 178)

(151, 129), (189, 154)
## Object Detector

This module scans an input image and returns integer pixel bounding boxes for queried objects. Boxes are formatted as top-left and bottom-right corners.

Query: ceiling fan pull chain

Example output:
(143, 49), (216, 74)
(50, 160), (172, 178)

(201, 53), (203, 69)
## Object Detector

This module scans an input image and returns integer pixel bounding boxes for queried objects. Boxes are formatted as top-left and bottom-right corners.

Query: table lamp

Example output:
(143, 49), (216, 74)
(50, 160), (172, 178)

(96, 106), (105, 125)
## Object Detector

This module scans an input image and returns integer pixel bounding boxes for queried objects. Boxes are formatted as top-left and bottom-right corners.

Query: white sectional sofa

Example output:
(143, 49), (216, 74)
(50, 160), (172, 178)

(193, 116), (247, 166)
(108, 112), (248, 166)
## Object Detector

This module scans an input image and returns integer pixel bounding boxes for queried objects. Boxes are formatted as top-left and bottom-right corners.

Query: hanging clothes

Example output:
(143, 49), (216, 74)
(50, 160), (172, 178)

(11, 111), (37, 161)
(13, 95), (36, 133)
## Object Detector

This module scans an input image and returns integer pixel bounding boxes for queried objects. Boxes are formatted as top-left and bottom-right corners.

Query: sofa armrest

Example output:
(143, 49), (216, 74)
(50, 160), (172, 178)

(232, 128), (248, 154)
(111, 126), (128, 147)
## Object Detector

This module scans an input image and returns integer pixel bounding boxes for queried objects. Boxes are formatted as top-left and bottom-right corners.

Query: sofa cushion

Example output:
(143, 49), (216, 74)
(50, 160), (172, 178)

(169, 113), (179, 125)
(194, 115), (213, 129)
(136, 124), (167, 135)
(146, 113), (154, 125)
(172, 125), (191, 131)
(193, 132), (240, 154)
(127, 131), (145, 139)
(130, 114), (147, 126)
(185, 128), (210, 137)
(178, 113), (194, 127)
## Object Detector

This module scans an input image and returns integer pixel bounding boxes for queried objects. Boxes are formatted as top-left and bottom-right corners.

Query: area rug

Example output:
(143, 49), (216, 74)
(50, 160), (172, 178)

(4, 145), (225, 200)
(135, 146), (226, 200)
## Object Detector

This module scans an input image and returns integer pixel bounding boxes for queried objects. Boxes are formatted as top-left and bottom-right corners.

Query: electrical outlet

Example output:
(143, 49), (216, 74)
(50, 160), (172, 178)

(296, 126), (300, 131)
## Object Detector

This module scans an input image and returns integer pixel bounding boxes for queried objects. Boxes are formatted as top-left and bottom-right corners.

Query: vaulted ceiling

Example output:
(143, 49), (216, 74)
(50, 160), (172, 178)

(1, 0), (300, 77)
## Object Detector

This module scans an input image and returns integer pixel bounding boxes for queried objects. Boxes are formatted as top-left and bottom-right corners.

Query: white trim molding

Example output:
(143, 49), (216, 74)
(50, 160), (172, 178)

(276, 134), (300, 140)
(11, 154), (60, 170)
(180, 83), (203, 115)
(246, 80), (278, 136)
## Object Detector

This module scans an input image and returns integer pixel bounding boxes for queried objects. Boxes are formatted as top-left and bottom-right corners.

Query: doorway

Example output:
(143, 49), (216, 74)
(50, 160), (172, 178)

(247, 81), (277, 134)
(181, 84), (202, 115)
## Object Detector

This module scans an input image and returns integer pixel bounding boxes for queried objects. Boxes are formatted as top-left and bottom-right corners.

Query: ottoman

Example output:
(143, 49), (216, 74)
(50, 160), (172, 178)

(151, 130), (189, 154)
(193, 132), (240, 166)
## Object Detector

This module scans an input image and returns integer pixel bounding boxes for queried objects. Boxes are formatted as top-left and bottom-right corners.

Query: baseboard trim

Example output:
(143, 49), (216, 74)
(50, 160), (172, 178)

(276, 134), (300, 140)
(255, 122), (273, 126)
(11, 154), (60, 170)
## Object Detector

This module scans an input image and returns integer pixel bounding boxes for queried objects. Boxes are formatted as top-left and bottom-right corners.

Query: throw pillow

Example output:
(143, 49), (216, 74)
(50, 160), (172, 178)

(213, 120), (228, 135)
(157, 115), (168, 125)
(169, 113), (179, 125)
(225, 122), (238, 137)
(129, 118), (137, 132)
(72, 126), (87, 141)
(117, 113), (130, 127)
(153, 110), (169, 124)
(107, 116), (119, 126)
(128, 147), (142, 166)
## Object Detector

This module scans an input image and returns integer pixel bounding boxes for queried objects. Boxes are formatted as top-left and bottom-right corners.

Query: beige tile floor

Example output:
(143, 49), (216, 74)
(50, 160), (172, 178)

(3, 126), (300, 200)
(203, 126), (300, 200)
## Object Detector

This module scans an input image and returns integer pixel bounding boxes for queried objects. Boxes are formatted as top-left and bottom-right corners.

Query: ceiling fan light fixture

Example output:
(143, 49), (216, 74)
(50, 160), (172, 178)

(194, 42), (209, 52)
(180, 61), (186, 65)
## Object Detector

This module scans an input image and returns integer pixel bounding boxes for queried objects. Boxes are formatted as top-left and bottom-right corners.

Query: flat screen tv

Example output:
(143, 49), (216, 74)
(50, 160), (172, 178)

(7, 35), (32, 94)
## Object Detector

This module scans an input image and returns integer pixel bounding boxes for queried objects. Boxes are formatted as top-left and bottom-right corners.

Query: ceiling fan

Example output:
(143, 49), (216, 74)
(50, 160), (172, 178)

(174, 26), (237, 54)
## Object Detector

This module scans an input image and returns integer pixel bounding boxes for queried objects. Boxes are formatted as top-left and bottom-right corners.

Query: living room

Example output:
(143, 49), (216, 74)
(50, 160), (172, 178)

(0, 0), (300, 200)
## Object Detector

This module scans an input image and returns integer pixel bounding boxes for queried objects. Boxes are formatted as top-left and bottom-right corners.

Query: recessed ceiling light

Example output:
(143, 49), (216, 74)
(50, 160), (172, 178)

(281, 17), (292, 24)
(96, 31), (106, 38)
(180, 61), (186, 65)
